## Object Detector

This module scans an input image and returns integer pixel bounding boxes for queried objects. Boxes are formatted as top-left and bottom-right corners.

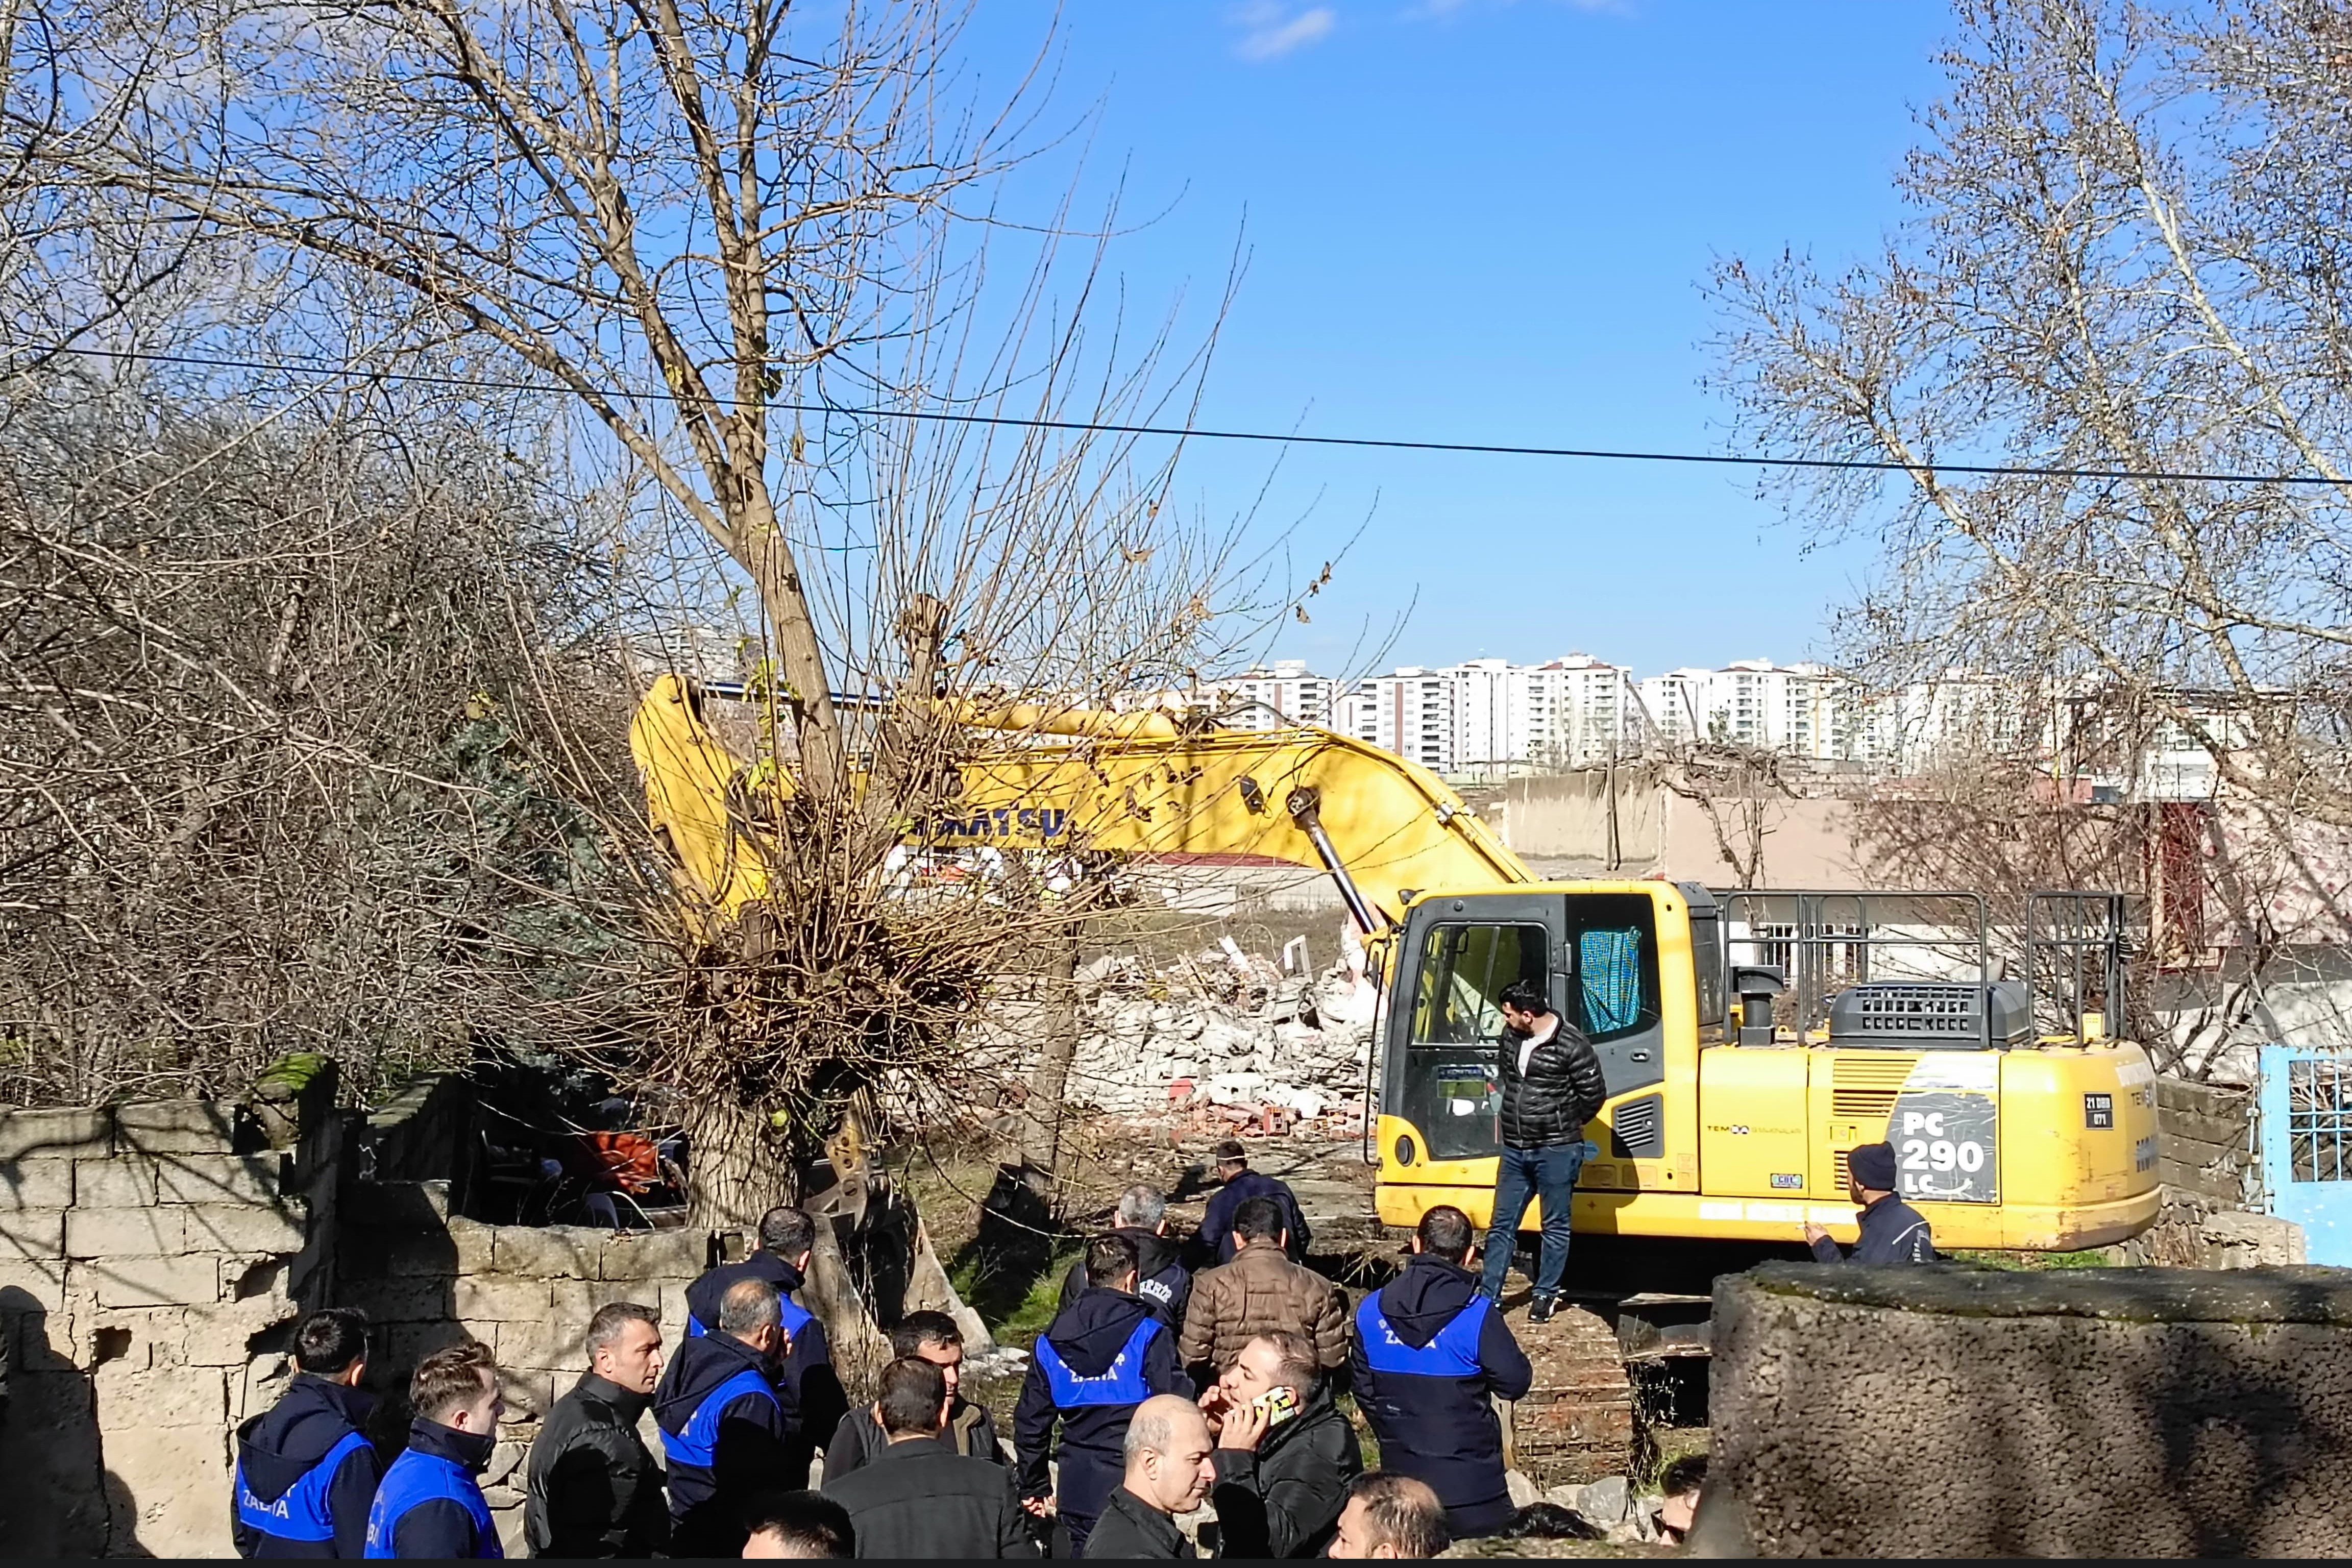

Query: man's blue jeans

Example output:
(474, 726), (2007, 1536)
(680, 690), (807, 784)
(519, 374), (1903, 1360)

(1479, 1141), (1585, 1303)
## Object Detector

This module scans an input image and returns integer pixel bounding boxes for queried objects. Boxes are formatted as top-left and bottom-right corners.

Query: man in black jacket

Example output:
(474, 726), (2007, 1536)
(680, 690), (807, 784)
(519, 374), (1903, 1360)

(822, 1357), (1036, 1558)
(1479, 978), (1607, 1320)
(1059, 1185), (1190, 1328)
(525, 1301), (668, 1557)
(233, 1308), (379, 1558)
(655, 1277), (795, 1557)
(1191, 1141), (1311, 1266)
(1351, 1206), (1532, 1539)
(682, 1206), (847, 1483)
(1081, 1395), (1215, 1560)
(821, 1311), (1001, 1483)
(1804, 1142), (1937, 1264)
(1200, 1332), (1361, 1558)
(1014, 1233), (1193, 1555)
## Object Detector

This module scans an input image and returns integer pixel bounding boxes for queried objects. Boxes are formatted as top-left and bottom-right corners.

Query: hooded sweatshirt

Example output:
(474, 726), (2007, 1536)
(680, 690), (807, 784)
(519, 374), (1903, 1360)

(1013, 1288), (1191, 1534)
(1193, 1171), (1311, 1264)
(1057, 1227), (1192, 1328)
(233, 1374), (381, 1558)
(682, 1252), (845, 1477)
(652, 1329), (791, 1557)
(1347, 1253), (1531, 1538)
(364, 1419), (499, 1558)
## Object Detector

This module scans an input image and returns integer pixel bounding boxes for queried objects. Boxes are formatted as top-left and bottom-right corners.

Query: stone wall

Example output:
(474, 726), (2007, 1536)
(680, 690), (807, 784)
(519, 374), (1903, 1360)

(335, 1182), (709, 1557)
(1701, 1263), (2352, 1558)
(2105, 1075), (2300, 1267)
(0, 1090), (335, 1557)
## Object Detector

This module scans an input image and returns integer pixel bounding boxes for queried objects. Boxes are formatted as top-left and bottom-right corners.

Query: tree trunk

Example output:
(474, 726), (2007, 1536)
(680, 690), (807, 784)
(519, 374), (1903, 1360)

(1018, 925), (1083, 1177)
(687, 1093), (786, 1232)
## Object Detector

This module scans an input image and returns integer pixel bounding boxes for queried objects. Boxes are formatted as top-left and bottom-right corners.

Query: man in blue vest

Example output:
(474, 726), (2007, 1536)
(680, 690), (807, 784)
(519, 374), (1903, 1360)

(1348, 1206), (1531, 1539)
(1014, 1232), (1192, 1556)
(655, 1276), (796, 1558)
(682, 1205), (845, 1482)
(234, 1307), (380, 1558)
(364, 1339), (506, 1558)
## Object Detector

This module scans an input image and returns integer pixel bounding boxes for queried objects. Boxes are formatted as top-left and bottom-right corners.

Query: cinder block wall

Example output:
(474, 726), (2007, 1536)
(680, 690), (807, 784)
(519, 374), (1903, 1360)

(0, 1098), (334, 1557)
(1704, 1263), (2352, 1558)
(336, 1182), (708, 1556)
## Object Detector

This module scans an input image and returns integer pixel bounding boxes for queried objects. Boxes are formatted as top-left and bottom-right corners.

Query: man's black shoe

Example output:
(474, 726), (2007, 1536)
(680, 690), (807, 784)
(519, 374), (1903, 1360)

(1530, 1296), (1560, 1325)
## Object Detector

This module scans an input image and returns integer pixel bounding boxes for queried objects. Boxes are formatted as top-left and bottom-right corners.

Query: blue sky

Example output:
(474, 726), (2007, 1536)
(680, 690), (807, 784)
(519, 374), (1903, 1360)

(953, 2), (1954, 680)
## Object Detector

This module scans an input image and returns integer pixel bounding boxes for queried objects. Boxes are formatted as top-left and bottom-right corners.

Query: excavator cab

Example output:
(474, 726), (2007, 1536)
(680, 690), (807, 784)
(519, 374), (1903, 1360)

(1370, 883), (2162, 1253)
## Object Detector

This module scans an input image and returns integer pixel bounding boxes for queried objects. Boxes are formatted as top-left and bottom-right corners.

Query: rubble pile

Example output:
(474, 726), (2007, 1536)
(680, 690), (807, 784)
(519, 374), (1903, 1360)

(1064, 939), (1380, 1132)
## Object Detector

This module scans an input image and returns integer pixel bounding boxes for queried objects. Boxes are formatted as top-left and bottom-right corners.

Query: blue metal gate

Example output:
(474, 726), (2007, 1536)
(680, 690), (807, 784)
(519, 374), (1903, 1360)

(2258, 1044), (2352, 1266)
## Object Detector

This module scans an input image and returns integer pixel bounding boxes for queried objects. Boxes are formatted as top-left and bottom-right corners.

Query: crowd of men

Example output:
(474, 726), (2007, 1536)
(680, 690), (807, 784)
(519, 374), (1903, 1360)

(228, 1144), (1457, 1561)
(230, 982), (1935, 1560)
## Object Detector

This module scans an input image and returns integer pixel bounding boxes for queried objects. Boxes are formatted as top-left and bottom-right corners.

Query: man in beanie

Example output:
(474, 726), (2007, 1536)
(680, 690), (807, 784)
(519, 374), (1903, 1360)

(1803, 1142), (1936, 1264)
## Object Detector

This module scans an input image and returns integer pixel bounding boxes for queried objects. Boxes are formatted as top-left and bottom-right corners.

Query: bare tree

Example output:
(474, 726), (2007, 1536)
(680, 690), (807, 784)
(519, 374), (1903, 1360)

(1711, 0), (2352, 825)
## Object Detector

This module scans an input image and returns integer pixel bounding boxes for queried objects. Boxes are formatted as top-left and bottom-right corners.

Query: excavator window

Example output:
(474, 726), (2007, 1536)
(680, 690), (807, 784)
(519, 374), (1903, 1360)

(1401, 922), (1546, 1160)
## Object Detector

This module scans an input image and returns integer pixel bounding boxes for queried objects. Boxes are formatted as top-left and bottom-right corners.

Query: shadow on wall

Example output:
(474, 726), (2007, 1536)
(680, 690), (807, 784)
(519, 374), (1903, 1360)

(0, 1285), (146, 1557)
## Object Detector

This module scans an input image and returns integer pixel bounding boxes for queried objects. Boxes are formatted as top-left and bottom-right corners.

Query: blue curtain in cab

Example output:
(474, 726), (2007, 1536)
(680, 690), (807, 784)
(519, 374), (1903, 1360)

(1580, 928), (1642, 1035)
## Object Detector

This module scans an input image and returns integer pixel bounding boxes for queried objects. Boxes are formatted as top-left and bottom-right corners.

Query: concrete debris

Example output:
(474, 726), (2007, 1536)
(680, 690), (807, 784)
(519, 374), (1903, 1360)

(1506, 1469), (1540, 1509)
(1573, 1475), (1632, 1527)
(1004, 942), (1382, 1134)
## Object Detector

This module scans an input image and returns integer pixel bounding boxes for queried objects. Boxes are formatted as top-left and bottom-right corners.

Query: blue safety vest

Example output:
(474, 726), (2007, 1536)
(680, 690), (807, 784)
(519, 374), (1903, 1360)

(363, 1449), (502, 1559)
(1034, 1317), (1161, 1408)
(660, 1366), (780, 1470)
(235, 1430), (372, 1544)
(685, 1294), (813, 1341)
(1355, 1290), (1492, 1377)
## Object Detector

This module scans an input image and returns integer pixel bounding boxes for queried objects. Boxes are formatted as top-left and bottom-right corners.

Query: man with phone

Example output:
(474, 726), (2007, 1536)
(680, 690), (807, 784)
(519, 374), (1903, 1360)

(1198, 1333), (1362, 1558)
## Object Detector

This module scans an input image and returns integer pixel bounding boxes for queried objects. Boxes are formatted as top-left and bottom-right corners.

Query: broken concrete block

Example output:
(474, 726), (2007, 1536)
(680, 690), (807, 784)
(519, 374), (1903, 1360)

(92, 1254), (223, 1309)
(3, 1158), (74, 1208)
(153, 1153), (279, 1206)
(94, 1362), (229, 1429)
(65, 1207), (186, 1259)
(115, 1101), (237, 1156)
(1506, 1469), (1539, 1508)
(0, 1208), (66, 1261)
(0, 1108), (112, 1161)
(1575, 1474), (1632, 1526)
(74, 1158), (157, 1207)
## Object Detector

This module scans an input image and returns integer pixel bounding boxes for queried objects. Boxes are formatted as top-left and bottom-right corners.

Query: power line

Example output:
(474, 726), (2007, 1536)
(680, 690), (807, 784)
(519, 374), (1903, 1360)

(34, 341), (2351, 489)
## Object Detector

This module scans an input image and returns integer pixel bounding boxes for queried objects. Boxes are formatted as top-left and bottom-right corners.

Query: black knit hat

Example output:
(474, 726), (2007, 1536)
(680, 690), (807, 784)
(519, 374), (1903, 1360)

(1848, 1142), (1899, 1192)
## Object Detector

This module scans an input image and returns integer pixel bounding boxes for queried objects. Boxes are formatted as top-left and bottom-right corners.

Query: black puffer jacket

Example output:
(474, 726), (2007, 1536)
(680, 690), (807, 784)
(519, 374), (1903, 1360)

(1496, 1016), (1606, 1149)
(524, 1373), (668, 1557)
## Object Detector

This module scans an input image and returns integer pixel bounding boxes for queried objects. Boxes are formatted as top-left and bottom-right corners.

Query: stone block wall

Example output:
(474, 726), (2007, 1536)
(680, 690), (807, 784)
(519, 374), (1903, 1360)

(1702, 1263), (2352, 1558)
(2157, 1074), (2258, 1206)
(336, 1182), (710, 1556)
(0, 1095), (334, 1557)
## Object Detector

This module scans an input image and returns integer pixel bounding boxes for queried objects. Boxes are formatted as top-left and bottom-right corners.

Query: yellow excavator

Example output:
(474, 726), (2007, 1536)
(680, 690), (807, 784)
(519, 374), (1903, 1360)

(632, 674), (2160, 1255)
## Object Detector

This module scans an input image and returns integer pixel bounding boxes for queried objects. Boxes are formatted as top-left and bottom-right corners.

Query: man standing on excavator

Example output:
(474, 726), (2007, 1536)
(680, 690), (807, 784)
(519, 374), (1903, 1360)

(1481, 980), (1607, 1323)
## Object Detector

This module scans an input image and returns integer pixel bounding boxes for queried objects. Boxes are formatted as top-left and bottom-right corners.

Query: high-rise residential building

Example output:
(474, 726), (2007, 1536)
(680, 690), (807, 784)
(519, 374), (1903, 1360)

(1523, 654), (1641, 768)
(1337, 668), (1460, 772)
(1204, 660), (1339, 732)
(1634, 669), (1714, 747)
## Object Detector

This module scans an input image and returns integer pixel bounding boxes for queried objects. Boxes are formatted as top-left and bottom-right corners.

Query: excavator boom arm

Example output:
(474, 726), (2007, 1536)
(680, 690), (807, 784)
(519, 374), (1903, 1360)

(629, 674), (1532, 928)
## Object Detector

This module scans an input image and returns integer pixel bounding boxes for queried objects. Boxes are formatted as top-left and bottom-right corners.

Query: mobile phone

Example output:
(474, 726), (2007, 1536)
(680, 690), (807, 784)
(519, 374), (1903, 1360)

(1248, 1385), (1302, 1427)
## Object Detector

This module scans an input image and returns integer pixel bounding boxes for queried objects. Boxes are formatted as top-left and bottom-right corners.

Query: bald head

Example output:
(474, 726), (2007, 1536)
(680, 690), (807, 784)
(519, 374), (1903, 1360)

(717, 1276), (786, 1359)
(1121, 1394), (1215, 1517)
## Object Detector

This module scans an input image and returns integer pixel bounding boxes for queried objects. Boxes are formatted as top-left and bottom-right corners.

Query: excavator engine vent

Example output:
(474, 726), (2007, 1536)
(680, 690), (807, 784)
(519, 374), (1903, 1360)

(1827, 981), (2031, 1051)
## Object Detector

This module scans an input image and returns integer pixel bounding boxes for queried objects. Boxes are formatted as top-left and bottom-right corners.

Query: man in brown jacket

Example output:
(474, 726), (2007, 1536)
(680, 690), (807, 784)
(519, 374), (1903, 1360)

(1177, 1196), (1349, 1388)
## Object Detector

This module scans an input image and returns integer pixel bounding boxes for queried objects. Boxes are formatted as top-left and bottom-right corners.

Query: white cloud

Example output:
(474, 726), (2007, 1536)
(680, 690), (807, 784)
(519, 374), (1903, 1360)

(1233, 3), (1337, 61)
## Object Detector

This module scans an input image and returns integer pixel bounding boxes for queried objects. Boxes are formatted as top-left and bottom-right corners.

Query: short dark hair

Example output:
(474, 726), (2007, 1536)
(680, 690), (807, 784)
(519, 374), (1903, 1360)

(875, 1356), (950, 1436)
(718, 1276), (782, 1337)
(1212, 1138), (1248, 1167)
(410, 1339), (498, 1424)
(1497, 979), (1550, 1015)
(293, 1308), (369, 1376)
(1416, 1204), (1475, 1261)
(585, 1301), (658, 1360)
(891, 1310), (963, 1358)
(743, 1490), (855, 1558)
(1232, 1195), (1287, 1244)
(1346, 1471), (1450, 1558)
(760, 1206), (817, 1259)
(1251, 1330), (1318, 1394)
(1086, 1231), (1140, 1287)
(1661, 1452), (1708, 1497)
